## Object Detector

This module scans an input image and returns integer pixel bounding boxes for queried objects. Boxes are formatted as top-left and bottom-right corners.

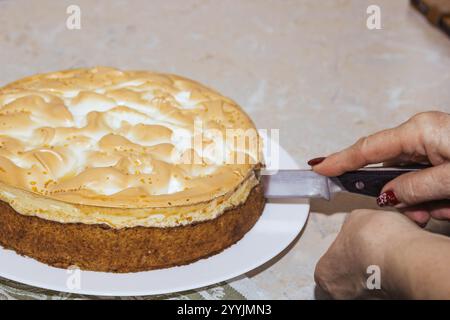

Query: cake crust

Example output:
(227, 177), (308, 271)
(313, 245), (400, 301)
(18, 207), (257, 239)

(0, 184), (264, 273)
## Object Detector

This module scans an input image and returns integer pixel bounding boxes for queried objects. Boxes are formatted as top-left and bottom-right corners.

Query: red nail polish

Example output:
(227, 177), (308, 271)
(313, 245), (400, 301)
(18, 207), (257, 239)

(307, 157), (326, 166)
(376, 190), (399, 207)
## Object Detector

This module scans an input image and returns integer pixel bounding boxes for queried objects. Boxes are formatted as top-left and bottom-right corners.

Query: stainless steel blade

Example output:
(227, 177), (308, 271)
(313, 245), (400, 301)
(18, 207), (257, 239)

(262, 170), (344, 200)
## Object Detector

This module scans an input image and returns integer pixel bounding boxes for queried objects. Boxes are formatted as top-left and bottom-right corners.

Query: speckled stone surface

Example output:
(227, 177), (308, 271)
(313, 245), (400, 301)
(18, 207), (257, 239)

(0, 0), (449, 299)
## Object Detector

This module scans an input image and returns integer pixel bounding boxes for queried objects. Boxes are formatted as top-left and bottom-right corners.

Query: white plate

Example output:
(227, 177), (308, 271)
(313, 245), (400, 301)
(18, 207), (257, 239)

(0, 145), (309, 296)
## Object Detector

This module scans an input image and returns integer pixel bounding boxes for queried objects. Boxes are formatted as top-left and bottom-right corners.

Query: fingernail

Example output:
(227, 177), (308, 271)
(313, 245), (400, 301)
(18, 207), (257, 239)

(307, 157), (326, 166)
(376, 190), (399, 207)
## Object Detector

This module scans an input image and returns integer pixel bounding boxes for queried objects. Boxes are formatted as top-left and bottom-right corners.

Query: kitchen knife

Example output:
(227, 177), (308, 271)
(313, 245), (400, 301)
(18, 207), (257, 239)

(262, 165), (428, 200)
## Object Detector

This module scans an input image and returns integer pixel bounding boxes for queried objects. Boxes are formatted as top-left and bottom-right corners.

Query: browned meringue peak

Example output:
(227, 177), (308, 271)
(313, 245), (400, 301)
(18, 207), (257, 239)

(0, 67), (261, 208)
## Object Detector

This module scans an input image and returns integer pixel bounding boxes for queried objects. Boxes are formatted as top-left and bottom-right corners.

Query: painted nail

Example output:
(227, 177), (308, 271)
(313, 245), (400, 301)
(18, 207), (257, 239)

(376, 190), (399, 207)
(307, 157), (326, 166)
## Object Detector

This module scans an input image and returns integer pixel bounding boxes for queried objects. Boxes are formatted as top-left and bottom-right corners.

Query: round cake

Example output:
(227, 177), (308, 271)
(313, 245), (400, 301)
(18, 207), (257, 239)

(0, 67), (264, 272)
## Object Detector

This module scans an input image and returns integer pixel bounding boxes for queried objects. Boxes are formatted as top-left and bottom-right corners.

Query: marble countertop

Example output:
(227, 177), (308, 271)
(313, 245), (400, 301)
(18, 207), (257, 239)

(1, 0), (450, 299)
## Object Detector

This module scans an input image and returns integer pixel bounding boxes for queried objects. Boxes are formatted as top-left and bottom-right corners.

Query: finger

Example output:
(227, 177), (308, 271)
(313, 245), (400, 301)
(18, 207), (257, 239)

(399, 207), (431, 227)
(400, 200), (450, 224)
(430, 207), (450, 220)
(380, 163), (450, 206)
(382, 158), (430, 167)
(313, 122), (420, 176)
(426, 200), (450, 220)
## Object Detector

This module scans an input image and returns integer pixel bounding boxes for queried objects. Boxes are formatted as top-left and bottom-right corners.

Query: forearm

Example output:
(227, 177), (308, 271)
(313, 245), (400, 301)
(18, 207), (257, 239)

(385, 230), (450, 299)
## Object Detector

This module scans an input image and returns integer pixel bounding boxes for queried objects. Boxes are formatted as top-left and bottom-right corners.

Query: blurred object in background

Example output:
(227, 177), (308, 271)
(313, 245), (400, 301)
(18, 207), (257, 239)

(411, 0), (450, 37)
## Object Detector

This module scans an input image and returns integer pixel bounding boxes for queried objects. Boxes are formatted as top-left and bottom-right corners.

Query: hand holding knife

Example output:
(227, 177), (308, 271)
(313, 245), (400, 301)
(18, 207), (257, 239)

(263, 165), (428, 201)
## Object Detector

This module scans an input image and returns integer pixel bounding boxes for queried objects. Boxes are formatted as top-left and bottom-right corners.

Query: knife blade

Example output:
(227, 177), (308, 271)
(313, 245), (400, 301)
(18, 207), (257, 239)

(262, 165), (429, 200)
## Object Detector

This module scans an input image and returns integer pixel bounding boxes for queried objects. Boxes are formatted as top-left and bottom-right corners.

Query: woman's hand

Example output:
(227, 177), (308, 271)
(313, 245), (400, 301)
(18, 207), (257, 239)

(311, 111), (450, 225)
(314, 209), (421, 299)
(315, 209), (450, 299)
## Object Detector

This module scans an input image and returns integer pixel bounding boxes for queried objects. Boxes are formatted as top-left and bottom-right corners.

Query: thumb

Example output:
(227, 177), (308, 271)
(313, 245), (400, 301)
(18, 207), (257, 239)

(378, 163), (450, 207)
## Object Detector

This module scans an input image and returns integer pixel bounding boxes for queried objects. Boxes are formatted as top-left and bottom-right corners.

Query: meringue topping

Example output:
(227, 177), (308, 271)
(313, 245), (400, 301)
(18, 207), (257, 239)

(0, 67), (262, 211)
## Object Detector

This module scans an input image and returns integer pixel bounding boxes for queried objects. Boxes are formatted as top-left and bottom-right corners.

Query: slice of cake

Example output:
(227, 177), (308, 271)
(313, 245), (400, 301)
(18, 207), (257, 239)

(0, 67), (264, 272)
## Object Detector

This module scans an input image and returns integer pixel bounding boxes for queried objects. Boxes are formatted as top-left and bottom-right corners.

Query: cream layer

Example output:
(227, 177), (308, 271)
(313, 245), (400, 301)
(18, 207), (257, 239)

(0, 171), (259, 229)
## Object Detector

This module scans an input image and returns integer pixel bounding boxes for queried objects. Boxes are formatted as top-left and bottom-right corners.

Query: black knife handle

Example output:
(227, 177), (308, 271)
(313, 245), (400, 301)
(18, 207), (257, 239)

(335, 164), (430, 197)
